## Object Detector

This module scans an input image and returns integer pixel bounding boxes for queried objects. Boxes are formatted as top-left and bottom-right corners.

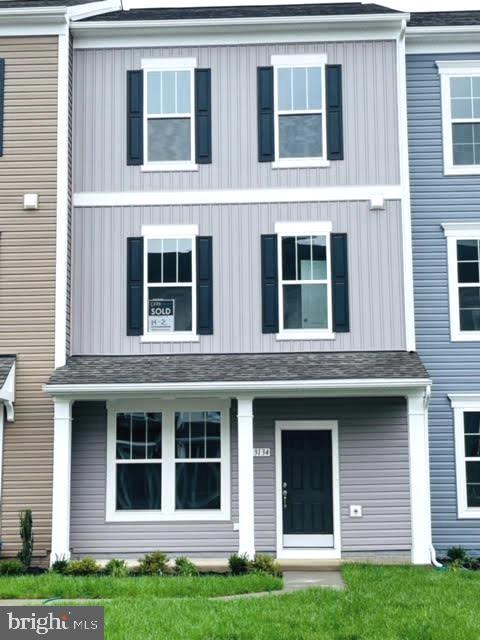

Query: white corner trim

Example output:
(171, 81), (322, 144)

(275, 420), (341, 560)
(105, 399), (231, 523)
(54, 29), (70, 369)
(397, 20), (416, 353)
(142, 224), (199, 238)
(442, 222), (480, 238)
(275, 221), (332, 235)
(449, 398), (480, 519)
(74, 185), (402, 209)
(141, 57), (197, 70)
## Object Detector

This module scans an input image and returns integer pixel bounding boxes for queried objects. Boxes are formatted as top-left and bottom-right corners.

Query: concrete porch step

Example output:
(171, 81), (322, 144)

(278, 560), (342, 572)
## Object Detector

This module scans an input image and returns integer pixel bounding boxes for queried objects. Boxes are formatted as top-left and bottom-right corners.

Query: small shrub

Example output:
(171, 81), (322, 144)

(127, 565), (143, 577)
(17, 510), (34, 571)
(0, 559), (25, 576)
(228, 553), (250, 575)
(447, 546), (469, 563)
(137, 551), (169, 576)
(65, 557), (101, 577)
(51, 557), (69, 574)
(104, 559), (128, 577)
(251, 553), (282, 577)
(174, 556), (199, 577)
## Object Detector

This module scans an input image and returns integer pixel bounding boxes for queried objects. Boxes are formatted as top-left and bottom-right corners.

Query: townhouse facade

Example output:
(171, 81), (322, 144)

(407, 11), (480, 555)
(41, 3), (435, 565)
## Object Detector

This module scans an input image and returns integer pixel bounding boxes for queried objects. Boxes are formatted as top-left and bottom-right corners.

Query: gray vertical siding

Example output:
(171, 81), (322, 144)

(254, 397), (411, 553)
(70, 401), (239, 558)
(70, 398), (410, 557)
(408, 52), (480, 553)
(73, 40), (400, 193)
(71, 200), (406, 355)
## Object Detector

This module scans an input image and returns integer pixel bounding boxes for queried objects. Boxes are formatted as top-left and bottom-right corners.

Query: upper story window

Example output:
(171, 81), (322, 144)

(443, 223), (480, 341)
(141, 58), (197, 172)
(275, 222), (334, 340)
(438, 61), (480, 175)
(142, 225), (198, 343)
(272, 54), (328, 169)
(450, 396), (480, 519)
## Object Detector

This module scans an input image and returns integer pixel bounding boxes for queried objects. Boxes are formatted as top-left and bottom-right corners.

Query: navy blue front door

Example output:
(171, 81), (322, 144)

(281, 430), (333, 536)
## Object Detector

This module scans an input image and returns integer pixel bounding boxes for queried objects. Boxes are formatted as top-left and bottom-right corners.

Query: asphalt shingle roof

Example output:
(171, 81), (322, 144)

(409, 12), (480, 27)
(48, 352), (429, 386)
(82, 3), (399, 22)
(0, 356), (15, 389)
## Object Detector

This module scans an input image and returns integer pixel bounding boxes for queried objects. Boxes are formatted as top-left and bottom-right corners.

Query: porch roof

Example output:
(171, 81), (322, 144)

(47, 351), (429, 390)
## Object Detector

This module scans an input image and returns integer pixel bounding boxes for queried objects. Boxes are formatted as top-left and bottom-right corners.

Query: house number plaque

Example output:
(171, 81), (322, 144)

(253, 448), (271, 457)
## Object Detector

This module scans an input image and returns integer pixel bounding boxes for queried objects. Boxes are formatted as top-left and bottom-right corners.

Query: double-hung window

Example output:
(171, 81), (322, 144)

(272, 54), (327, 168)
(276, 222), (333, 340)
(438, 61), (480, 175)
(142, 58), (197, 171)
(450, 396), (480, 519)
(443, 223), (480, 341)
(107, 401), (230, 522)
(142, 225), (198, 342)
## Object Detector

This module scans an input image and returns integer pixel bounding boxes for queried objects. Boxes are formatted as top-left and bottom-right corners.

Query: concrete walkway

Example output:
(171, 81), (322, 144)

(212, 570), (345, 601)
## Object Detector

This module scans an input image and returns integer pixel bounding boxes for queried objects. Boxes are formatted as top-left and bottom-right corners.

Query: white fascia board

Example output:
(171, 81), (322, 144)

(68, 0), (122, 21)
(44, 378), (431, 398)
(0, 9), (67, 36)
(74, 185), (402, 208)
(407, 27), (480, 55)
(71, 16), (407, 49)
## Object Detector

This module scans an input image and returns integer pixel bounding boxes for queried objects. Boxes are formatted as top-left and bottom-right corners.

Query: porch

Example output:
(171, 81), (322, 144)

(44, 352), (432, 565)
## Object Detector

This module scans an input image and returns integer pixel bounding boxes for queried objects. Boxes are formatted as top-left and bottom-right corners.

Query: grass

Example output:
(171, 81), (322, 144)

(0, 572), (281, 600)
(1, 565), (480, 639)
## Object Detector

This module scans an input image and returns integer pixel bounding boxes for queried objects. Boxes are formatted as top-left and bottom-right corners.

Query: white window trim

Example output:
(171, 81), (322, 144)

(275, 221), (335, 341)
(449, 394), (480, 519)
(106, 399), (231, 523)
(271, 53), (330, 170)
(437, 60), (480, 176)
(274, 420), (341, 560)
(140, 57), (198, 173)
(141, 224), (199, 343)
(443, 222), (480, 341)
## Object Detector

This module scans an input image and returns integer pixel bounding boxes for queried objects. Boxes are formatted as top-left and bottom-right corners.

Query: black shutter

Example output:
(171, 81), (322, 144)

(326, 65), (344, 161)
(127, 70), (143, 166)
(261, 234), (279, 333)
(331, 233), (349, 333)
(0, 59), (4, 157)
(195, 69), (212, 164)
(127, 237), (144, 336)
(257, 67), (274, 162)
(197, 236), (213, 335)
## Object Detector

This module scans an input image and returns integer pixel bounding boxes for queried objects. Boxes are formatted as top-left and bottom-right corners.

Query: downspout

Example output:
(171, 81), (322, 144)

(431, 545), (442, 568)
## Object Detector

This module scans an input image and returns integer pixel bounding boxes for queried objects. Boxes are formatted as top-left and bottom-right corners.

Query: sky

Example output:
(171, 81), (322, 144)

(124, 0), (480, 12)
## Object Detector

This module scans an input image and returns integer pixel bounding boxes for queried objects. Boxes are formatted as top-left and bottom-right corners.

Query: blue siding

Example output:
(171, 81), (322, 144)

(407, 52), (480, 554)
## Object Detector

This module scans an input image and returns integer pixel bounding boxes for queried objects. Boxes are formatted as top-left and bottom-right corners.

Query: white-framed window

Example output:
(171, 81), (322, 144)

(142, 224), (199, 343)
(443, 222), (480, 341)
(437, 61), (480, 175)
(141, 58), (198, 172)
(275, 221), (334, 341)
(106, 399), (231, 522)
(450, 395), (480, 519)
(272, 54), (328, 169)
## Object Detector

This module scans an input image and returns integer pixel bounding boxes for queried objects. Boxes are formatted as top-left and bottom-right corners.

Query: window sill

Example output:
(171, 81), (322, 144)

(141, 162), (199, 173)
(451, 331), (480, 342)
(106, 510), (230, 523)
(276, 330), (336, 341)
(272, 158), (330, 170)
(458, 508), (480, 520)
(445, 165), (480, 176)
(141, 333), (200, 343)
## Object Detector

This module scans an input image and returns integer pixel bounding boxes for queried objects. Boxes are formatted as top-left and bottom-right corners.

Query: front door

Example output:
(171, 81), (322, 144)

(281, 429), (334, 548)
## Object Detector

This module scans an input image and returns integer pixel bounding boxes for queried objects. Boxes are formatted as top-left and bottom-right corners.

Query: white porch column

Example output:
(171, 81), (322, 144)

(407, 391), (433, 565)
(237, 396), (255, 559)
(50, 398), (72, 564)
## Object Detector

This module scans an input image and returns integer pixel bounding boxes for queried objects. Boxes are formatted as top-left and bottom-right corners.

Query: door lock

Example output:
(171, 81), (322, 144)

(282, 488), (288, 509)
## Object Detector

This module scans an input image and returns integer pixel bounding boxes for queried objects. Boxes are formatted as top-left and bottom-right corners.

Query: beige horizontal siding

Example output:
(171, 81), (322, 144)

(0, 37), (58, 561)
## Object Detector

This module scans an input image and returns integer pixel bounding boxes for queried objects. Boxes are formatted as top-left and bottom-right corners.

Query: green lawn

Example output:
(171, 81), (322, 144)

(1, 565), (480, 639)
(0, 573), (281, 600)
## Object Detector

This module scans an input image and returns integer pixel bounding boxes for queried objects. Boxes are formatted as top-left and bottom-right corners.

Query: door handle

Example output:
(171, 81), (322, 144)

(282, 488), (287, 509)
